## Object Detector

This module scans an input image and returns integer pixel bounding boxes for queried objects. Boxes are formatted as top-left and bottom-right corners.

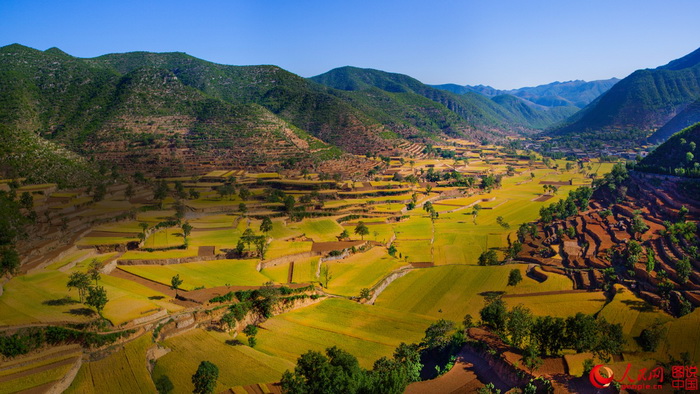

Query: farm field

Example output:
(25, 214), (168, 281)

(119, 259), (270, 290)
(153, 328), (294, 393)
(66, 335), (155, 394)
(4, 145), (688, 394)
(325, 247), (406, 296)
(255, 298), (434, 368)
(374, 264), (606, 321)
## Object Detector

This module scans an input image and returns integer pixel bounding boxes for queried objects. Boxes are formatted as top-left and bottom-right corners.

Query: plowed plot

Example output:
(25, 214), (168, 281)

(532, 194), (553, 202)
(255, 298), (433, 368)
(375, 265), (604, 321)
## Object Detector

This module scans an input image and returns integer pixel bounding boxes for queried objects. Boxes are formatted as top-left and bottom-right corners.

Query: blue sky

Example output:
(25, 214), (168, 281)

(1, 0), (699, 89)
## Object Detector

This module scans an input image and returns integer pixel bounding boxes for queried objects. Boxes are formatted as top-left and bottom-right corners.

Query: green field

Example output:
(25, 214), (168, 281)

(260, 257), (319, 284)
(255, 298), (434, 368)
(375, 264), (605, 321)
(153, 328), (294, 393)
(325, 247), (405, 296)
(287, 218), (344, 242)
(120, 259), (270, 290)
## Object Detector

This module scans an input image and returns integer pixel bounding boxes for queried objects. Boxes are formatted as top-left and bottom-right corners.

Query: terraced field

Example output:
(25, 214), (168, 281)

(153, 329), (294, 394)
(67, 335), (155, 394)
(119, 259), (270, 290)
(255, 298), (434, 368)
(375, 264), (607, 321)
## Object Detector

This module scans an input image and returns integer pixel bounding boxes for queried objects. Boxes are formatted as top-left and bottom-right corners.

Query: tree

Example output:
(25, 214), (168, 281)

(354, 222), (369, 241)
(645, 247), (656, 273)
(422, 319), (456, 350)
(0, 247), (20, 276)
(154, 180), (169, 209)
(360, 288), (371, 300)
(320, 263), (332, 288)
(522, 342), (543, 375)
(423, 201), (433, 213)
(85, 286), (108, 316)
(284, 195), (296, 213)
(388, 244), (397, 256)
(238, 186), (251, 201)
(87, 259), (101, 286)
(260, 217), (273, 234)
(188, 188), (200, 200)
(638, 320), (667, 352)
(480, 297), (507, 331)
(477, 383), (501, 394)
(478, 250), (499, 266)
(241, 228), (256, 251)
(565, 313), (598, 353)
(678, 205), (689, 222)
(506, 241), (522, 261)
(139, 222), (149, 236)
(19, 192), (33, 210)
(339, 229), (350, 241)
(496, 216), (510, 229)
(170, 274), (183, 298)
(155, 375), (174, 394)
(238, 203), (248, 215)
(532, 316), (567, 356)
(631, 211), (649, 239)
(254, 236), (268, 259)
(472, 204), (482, 224)
(506, 305), (532, 347)
(181, 222), (193, 244)
(67, 272), (91, 302)
(243, 324), (258, 347)
(676, 256), (692, 283)
(192, 361), (219, 394)
(429, 208), (439, 222)
(507, 269), (522, 286)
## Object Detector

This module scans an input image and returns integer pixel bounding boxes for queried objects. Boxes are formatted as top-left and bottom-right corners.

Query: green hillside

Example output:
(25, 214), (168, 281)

(637, 122), (700, 176)
(312, 66), (575, 132)
(549, 47), (700, 143)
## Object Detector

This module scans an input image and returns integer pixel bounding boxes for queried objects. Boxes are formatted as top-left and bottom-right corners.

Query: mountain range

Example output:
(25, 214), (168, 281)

(432, 79), (619, 109)
(547, 47), (700, 143)
(0, 44), (610, 185)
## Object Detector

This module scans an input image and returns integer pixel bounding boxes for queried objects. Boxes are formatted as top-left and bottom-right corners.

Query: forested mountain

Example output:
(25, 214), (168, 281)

(548, 47), (700, 143)
(312, 66), (574, 131)
(637, 121), (700, 176)
(432, 78), (619, 108)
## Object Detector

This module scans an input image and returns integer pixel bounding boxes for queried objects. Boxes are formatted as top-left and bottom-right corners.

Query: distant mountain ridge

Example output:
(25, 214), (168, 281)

(311, 66), (578, 131)
(548, 46), (700, 143)
(432, 79), (619, 108)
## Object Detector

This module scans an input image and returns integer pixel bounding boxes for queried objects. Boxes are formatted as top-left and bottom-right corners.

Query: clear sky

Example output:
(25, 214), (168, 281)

(1, 0), (699, 89)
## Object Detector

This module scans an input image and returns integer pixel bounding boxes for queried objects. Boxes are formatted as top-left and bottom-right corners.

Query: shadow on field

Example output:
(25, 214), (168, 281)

(65, 308), (96, 316)
(225, 339), (244, 346)
(43, 296), (80, 306)
(621, 299), (656, 312)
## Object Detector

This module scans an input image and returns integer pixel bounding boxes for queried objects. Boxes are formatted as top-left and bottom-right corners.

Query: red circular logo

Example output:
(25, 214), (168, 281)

(589, 365), (615, 388)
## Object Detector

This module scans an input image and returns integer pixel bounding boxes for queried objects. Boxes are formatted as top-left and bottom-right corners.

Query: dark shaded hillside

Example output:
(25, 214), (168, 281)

(549, 47), (700, 143)
(637, 122), (700, 176)
(648, 98), (700, 143)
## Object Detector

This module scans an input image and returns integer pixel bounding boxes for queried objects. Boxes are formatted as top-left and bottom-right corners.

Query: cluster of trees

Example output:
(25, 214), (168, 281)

(479, 298), (625, 363)
(281, 316), (469, 394)
(538, 186), (593, 224)
(0, 186), (30, 276)
(0, 325), (133, 358)
(236, 227), (270, 259)
(66, 260), (109, 316)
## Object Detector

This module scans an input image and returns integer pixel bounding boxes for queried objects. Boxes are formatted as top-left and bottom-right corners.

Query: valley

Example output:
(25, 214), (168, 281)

(1, 42), (700, 394)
